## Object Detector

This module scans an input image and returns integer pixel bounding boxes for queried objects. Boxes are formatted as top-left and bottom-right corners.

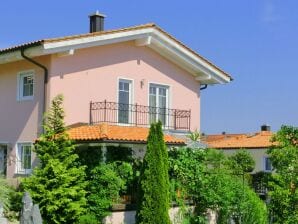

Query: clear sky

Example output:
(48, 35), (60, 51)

(1, 0), (297, 134)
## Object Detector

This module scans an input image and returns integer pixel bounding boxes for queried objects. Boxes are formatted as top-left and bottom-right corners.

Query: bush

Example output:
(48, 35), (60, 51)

(5, 185), (23, 221)
(87, 162), (132, 222)
(78, 214), (98, 224)
(169, 147), (267, 224)
(0, 175), (12, 211)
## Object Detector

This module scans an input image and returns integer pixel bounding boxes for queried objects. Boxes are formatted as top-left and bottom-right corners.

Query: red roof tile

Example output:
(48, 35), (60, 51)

(67, 123), (185, 145)
(203, 131), (275, 149)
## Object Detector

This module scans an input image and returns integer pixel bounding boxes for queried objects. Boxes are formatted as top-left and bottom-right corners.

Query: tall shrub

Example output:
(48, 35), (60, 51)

(22, 95), (87, 224)
(136, 121), (171, 224)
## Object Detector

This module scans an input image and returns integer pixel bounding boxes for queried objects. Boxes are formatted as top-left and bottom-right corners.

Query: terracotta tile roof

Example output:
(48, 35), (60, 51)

(201, 133), (246, 143)
(67, 123), (185, 145)
(203, 131), (275, 149)
(0, 23), (232, 80)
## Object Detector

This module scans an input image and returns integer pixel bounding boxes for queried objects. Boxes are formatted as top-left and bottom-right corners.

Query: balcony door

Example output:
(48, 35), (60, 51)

(118, 79), (132, 124)
(149, 84), (169, 125)
(0, 144), (7, 176)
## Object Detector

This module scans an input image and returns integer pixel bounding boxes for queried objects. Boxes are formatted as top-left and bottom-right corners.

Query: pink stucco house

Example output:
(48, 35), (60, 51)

(0, 12), (232, 180)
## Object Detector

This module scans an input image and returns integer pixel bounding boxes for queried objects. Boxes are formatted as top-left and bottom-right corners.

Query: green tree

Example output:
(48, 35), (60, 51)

(169, 148), (267, 224)
(228, 150), (255, 173)
(268, 125), (298, 223)
(22, 95), (87, 224)
(136, 121), (171, 224)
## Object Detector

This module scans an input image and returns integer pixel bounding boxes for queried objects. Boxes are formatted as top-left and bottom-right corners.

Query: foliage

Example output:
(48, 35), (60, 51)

(5, 185), (23, 221)
(87, 162), (132, 223)
(22, 95), (87, 224)
(267, 125), (298, 223)
(251, 171), (272, 194)
(187, 129), (201, 141)
(169, 147), (267, 224)
(75, 144), (103, 176)
(136, 121), (171, 224)
(228, 149), (255, 173)
(78, 214), (98, 224)
(105, 146), (133, 163)
(227, 180), (267, 224)
(0, 175), (12, 211)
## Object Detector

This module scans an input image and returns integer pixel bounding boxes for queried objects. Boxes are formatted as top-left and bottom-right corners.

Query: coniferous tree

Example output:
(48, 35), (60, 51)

(22, 95), (87, 224)
(136, 121), (171, 224)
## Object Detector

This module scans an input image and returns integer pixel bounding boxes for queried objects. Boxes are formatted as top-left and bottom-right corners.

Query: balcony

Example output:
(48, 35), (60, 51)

(89, 101), (191, 131)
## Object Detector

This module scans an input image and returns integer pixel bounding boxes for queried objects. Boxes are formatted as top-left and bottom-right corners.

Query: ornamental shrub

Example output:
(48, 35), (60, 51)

(136, 121), (171, 224)
(22, 95), (87, 224)
(87, 162), (132, 223)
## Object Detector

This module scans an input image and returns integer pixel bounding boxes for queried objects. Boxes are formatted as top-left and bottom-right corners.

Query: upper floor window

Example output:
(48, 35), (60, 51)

(17, 71), (34, 101)
(263, 156), (273, 172)
(118, 79), (132, 124)
(16, 143), (32, 174)
(149, 84), (169, 125)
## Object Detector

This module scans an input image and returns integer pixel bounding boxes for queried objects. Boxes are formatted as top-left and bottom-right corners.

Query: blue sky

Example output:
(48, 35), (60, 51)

(1, 0), (297, 134)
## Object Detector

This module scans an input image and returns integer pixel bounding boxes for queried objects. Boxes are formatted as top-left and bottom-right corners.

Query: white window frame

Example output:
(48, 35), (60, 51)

(148, 83), (170, 126)
(117, 78), (134, 124)
(16, 143), (33, 174)
(263, 156), (273, 172)
(17, 70), (35, 101)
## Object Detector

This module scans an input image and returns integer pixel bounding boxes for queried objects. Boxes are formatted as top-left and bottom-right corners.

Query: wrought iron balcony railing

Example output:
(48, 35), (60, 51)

(90, 100), (191, 131)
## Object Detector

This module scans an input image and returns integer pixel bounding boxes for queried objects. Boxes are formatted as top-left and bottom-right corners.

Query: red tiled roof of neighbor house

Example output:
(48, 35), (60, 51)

(0, 23), (232, 81)
(201, 133), (246, 143)
(66, 123), (185, 145)
(203, 131), (275, 149)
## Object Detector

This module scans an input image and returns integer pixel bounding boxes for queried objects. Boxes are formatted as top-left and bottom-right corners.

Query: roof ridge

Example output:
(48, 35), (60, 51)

(43, 23), (156, 43)
(0, 23), (156, 54)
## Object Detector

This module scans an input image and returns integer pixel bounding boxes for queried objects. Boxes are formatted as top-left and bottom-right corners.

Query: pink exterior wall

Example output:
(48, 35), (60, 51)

(0, 57), (48, 179)
(0, 41), (200, 178)
(49, 41), (200, 131)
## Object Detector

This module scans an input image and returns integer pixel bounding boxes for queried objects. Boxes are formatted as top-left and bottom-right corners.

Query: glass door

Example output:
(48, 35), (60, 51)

(118, 79), (132, 124)
(149, 84), (168, 125)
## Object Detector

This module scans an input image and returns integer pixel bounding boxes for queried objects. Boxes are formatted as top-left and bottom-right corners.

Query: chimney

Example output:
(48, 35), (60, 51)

(89, 11), (106, 33)
(261, 124), (271, 132)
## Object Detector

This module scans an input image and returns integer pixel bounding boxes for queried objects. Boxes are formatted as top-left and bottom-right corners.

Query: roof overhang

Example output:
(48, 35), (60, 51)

(0, 25), (231, 84)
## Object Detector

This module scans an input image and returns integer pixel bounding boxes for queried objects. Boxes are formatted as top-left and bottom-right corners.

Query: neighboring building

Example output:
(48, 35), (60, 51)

(203, 125), (274, 173)
(0, 12), (232, 180)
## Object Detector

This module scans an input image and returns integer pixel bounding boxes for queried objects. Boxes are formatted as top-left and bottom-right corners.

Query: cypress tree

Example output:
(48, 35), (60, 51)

(22, 95), (87, 224)
(136, 121), (171, 224)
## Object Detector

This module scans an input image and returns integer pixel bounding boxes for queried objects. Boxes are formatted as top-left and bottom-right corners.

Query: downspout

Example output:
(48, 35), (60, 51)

(20, 48), (48, 133)
(200, 84), (208, 91)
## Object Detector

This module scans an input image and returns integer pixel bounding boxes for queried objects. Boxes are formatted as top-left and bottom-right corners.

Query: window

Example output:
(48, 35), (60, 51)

(118, 79), (132, 124)
(18, 71), (34, 101)
(0, 144), (7, 175)
(149, 84), (169, 125)
(16, 143), (32, 174)
(263, 157), (273, 172)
